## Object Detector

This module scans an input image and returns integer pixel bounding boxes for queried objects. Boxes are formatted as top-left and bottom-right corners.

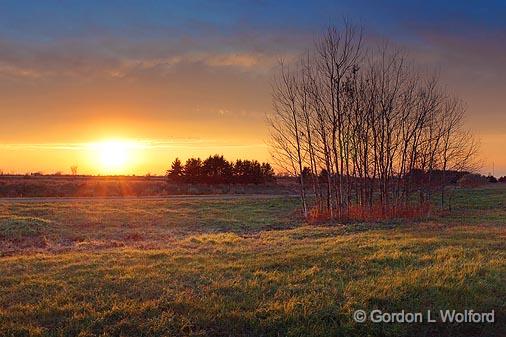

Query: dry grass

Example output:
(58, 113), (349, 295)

(0, 187), (505, 336)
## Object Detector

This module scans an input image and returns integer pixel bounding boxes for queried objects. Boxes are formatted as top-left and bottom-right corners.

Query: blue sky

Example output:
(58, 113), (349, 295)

(1, 1), (504, 38)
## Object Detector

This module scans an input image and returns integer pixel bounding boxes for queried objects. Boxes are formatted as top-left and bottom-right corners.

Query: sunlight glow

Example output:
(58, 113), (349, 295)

(89, 140), (136, 173)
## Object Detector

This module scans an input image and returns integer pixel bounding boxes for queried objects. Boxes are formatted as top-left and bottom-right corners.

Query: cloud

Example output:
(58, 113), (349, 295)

(0, 62), (42, 78)
(0, 138), (268, 150)
(113, 50), (283, 79)
(0, 31), (297, 83)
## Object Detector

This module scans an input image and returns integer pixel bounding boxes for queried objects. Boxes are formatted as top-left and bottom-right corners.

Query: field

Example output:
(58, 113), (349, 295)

(0, 186), (505, 336)
(0, 175), (297, 198)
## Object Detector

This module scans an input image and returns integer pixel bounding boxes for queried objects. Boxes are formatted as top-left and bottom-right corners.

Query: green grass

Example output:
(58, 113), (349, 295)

(0, 197), (299, 253)
(0, 216), (53, 240)
(436, 185), (506, 225)
(0, 187), (505, 337)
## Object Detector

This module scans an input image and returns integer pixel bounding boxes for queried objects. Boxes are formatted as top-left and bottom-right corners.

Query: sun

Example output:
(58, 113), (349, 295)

(92, 140), (132, 173)
(100, 141), (128, 168)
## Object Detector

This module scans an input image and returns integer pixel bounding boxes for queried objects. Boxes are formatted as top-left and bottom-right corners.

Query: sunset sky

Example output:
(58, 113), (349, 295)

(0, 1), (505, 175)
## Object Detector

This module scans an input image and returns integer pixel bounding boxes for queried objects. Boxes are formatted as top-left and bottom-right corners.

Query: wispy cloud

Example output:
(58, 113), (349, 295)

(0, 139), (268, 150)
(0, 35), (294, 82)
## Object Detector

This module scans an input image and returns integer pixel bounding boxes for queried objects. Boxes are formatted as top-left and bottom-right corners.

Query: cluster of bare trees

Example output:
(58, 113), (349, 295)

(269, 23), (477, 220)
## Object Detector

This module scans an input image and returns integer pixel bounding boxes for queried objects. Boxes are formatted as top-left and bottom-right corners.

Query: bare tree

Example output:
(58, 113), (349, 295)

(70, 165), (78, 176)
(268, 21), (477, 221)
(269, 61), (308, 218)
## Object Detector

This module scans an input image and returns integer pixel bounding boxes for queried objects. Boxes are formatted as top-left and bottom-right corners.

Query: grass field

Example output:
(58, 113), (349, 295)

(0, 186), (505, 336)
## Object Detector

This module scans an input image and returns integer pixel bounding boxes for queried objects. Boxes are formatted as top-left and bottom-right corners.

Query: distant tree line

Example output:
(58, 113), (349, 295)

(269, 22), (478, 220)
(167, 155), (275, 184)
(303, 168), (471, 189)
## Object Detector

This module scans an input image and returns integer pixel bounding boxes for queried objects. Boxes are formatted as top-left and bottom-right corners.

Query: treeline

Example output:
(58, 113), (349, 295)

(166, 155), (275, 184)
(269, 22), (478, 220)
(303, 169), (470, 188)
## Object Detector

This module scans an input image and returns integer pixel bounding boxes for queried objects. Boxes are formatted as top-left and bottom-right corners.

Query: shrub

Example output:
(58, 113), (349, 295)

(458, 173), (488, 188)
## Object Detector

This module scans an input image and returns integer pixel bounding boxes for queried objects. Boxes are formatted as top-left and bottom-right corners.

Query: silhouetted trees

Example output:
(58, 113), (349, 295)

(202, 155), (233, 184)
(182, 158), (203, 183)
(234, 159), (269, 184)
(167, 158), (184, 181)
(268, 22), (478, 220)
(167, 155), (275, 184)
